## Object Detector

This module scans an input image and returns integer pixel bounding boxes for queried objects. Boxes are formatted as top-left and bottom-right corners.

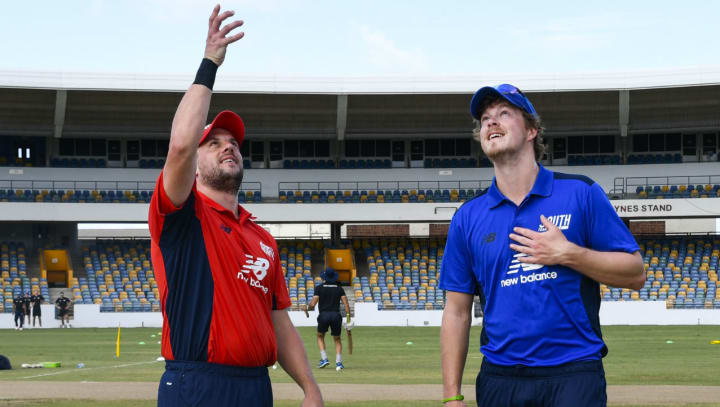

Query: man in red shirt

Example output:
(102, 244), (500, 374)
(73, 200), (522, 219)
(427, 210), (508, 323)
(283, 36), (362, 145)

(149, 5), (323, 406)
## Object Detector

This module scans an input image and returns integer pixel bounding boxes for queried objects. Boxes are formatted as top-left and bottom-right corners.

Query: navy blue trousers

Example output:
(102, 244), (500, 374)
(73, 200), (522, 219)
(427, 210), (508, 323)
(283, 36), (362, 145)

(158, 360), (272, 407)
(476, 359), (607, 407)
(14, 312), (24, 328)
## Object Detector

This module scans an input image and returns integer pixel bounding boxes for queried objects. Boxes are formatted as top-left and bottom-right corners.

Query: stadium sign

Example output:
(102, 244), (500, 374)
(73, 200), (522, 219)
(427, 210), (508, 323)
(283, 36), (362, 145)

(609, 198), (720, 218)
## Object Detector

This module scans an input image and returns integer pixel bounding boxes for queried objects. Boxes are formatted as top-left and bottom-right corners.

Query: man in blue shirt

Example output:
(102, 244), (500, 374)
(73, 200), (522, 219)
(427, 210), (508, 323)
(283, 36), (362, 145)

(439, 84), (645, 407)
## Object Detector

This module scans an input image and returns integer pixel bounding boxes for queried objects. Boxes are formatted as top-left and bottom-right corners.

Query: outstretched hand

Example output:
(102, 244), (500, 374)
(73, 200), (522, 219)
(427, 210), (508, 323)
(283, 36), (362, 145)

(205, 4), (245, 66)
(509, 215), (576, 266)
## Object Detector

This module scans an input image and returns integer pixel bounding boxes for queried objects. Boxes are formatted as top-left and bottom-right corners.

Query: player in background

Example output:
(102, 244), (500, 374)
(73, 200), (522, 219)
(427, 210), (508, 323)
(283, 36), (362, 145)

(31, 291), (45, 327)
(305, 269), (351, 370)
(12, 293), (25, 331)
(23, 291), (31, 326)
(55, 291), (72, 328)
(440, 84), (644, 407)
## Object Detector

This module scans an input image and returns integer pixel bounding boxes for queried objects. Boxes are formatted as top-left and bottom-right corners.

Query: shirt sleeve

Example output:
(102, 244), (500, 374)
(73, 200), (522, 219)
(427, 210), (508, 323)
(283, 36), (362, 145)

(439, 209), (477, 294)
(339, 286), (346, 297)
(270, 240), (291, 310)
(586, 182), (639, 254)
(148, 170), (198, 246)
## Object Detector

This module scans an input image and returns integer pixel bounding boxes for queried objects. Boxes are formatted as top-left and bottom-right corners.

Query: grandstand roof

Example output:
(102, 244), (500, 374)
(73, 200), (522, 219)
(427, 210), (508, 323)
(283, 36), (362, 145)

(3, 82), (719, 139)
(2, 67), (720, 93)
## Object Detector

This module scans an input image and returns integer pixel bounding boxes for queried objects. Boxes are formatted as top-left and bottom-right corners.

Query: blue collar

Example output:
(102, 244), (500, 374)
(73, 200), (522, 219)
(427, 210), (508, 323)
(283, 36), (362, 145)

(486, 163), (553, 208)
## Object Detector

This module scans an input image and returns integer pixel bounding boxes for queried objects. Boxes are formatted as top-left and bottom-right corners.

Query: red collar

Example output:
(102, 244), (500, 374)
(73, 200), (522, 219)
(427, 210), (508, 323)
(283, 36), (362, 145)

(196, 188), (252, 223)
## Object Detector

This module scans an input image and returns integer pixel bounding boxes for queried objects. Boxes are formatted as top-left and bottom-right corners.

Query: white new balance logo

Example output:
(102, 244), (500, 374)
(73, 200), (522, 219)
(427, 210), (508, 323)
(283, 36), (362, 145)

(260, 241), (275, 261)
(241, 254), (269, 281)
(538, 214), (572, 232)
(507, 253), (544, 274)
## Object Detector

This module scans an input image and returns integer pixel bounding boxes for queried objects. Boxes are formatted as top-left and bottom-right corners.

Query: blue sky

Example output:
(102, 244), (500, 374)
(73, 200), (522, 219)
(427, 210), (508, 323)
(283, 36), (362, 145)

(2, 0), (719, 77)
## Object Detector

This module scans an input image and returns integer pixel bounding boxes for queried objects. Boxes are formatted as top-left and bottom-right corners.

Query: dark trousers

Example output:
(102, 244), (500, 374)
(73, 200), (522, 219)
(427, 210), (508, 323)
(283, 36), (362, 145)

(158, 360), (272, 407)
(476, 359), (607, 407)
(14, 312), (24, 328)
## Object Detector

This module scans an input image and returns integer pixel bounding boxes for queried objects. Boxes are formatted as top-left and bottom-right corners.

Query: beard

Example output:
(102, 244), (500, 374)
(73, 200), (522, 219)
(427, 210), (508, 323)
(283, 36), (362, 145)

(199, 164), (244, 195)
(482, 138), (524, 164)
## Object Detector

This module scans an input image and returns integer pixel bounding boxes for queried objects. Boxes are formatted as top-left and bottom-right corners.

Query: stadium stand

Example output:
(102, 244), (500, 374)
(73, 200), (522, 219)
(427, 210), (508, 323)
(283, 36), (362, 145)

(602, 237), (719, 309)
(631, 184), (720, 199)
(626, 154), (682, 165)
(3, 170), (720, 204)
(50, 158), (108, 168)
(423, 158), (477, 169)
(75, 241), (160, 312)
(281, 240), (320, 310)
(280, 188), (480, 203)
(75, 239), (325, 312)
(8, 235), (717, 313)
(567, 155), (622, 166)
(0, 184), (260, 203)
(352, 238), (444, 311)
(1, 242), (49, 313)
(0, 188), (154, 203)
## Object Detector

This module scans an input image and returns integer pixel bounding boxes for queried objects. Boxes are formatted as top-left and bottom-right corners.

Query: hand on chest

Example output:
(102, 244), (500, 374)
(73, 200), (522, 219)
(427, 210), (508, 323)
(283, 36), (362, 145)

(475, 206), (583, 285)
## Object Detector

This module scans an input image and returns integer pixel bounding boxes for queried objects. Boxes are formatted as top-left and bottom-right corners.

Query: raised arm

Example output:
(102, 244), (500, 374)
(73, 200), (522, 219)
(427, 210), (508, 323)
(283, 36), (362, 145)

(163, 5), (244, 206)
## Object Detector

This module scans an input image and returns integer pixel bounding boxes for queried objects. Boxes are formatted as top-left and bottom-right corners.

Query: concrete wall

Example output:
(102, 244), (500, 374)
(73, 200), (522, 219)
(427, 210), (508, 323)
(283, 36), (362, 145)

(2, 198), (720, 223)
(2, 302), (718, 329)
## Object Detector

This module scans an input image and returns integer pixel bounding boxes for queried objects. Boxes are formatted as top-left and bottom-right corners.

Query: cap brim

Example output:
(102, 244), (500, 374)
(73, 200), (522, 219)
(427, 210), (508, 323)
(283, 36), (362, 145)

(199, 110), (246, 146)
(470, 86), (503, 121)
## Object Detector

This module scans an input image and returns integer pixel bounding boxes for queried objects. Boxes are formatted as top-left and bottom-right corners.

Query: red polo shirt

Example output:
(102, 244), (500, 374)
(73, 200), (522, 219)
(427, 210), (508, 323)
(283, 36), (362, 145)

(149, 171), (290, 367)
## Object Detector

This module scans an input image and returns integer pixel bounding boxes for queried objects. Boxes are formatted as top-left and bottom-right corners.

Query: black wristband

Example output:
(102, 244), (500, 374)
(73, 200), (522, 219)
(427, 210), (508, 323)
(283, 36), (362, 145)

(193, 58), (218, 90)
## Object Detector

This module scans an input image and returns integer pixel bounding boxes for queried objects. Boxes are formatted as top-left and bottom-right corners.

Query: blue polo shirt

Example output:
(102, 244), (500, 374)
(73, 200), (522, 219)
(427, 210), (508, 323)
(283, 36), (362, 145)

(439, 164), (639, 366)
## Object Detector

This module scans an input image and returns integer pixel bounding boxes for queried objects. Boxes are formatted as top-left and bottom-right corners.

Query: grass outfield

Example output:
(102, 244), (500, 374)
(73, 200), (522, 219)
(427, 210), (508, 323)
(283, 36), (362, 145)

(1, 325), (718, 386)
(0, 325), (719, 407)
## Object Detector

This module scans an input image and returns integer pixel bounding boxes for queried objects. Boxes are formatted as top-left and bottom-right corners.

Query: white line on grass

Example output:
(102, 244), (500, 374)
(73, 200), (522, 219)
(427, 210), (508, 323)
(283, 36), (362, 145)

(19, 360), (161, 379)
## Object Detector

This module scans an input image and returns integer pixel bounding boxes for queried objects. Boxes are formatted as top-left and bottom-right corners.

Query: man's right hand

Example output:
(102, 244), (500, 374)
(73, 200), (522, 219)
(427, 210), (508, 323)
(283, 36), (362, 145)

(204, 4), (245, 66)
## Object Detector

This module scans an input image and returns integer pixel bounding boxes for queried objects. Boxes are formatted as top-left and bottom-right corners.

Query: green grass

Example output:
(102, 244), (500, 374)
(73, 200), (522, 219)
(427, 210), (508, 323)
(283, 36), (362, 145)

(0, 327), (163, 382)
(603, 325), (720, 386)
(1, 326), (719, 385)
(272, 326), (483, 385)
(0, 325), (719, 406)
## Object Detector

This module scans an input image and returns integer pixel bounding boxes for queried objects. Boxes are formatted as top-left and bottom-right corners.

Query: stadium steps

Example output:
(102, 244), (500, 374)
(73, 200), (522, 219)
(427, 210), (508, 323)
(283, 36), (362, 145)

(354, 249), (369, 280)
(310, 245), (324, 277)
(24, 253), (44, 281)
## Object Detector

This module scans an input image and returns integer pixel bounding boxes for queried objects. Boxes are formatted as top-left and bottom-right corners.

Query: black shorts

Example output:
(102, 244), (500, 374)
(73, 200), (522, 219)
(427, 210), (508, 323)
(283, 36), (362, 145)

(317, 312), (342, 337)
(58, 309), (68, 317)
(32, 307), (41, 317)
(476, 359), (607, 407)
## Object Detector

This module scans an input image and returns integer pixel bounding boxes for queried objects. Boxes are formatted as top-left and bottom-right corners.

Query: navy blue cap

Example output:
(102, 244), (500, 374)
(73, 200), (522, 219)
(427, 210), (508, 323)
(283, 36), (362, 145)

(470, 83), (537, 120)
(321, 268), (339, 283)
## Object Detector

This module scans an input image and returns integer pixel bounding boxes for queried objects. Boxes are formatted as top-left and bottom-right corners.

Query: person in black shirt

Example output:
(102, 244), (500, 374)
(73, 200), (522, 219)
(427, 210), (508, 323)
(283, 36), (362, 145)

(305, 269), (351, 370)
(23, 292), (32, 325)
(30, 292), (45, 327)
(12, 294), (25, 331)
(55, 292), (72, 328)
